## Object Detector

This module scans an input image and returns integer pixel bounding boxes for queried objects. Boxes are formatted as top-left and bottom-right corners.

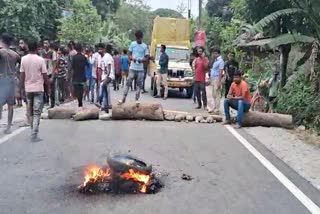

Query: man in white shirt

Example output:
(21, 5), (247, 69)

(93, 43), (104, 102)
(99, 44), (114, 113)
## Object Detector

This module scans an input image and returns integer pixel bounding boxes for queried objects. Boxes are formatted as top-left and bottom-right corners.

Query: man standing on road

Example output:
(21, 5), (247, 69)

(113, 50), (122, 91)
(223, 71), (252, 129)
(93, 43), (104, 103)
(71, 44), (87, 110)
(118, 30), (149, 105)
(99, 44), (114, 112)
(56, 47), (68, 103)
(210, 48), (225, 113)
(194, 47), (209, 110)
(224, 52), (239, 98)
(39, 40), (57, 108)
(121, 49), (130, 88)
(16, 39), (29, 107)
(155, 44), (169, 100)
(20, 41), (50, 142)
(66, 41), (77, 101)
(0, 33), (20, 134)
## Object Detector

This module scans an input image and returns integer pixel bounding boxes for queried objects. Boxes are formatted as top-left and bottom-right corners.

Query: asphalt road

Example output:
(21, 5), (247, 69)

(0, 82), (320, 214)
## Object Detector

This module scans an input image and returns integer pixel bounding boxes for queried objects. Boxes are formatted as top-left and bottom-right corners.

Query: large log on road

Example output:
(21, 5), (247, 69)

(48, 106), (100, 120)
(112, 103), (164, 121)
(242, 111), (294, 129)
(48, 107), (77, 119)
(73, 107), (100, 121)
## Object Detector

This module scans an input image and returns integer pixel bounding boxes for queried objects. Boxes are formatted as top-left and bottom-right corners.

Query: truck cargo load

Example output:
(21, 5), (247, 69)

(149, 16), (194, 99)
(150, 17), (191, 57)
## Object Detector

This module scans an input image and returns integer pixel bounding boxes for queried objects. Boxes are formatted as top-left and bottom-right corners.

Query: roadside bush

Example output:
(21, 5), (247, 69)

(276, 75), (320, 133)
(244, 57), (273, 92)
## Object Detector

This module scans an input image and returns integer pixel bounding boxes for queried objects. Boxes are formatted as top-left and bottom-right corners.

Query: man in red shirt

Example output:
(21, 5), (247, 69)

(224, 70), (252, 128)
(194, 47), (209, 109)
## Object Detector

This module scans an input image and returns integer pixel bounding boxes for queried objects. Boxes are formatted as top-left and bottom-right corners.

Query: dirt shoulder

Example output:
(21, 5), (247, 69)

(245, 126), (320, 190)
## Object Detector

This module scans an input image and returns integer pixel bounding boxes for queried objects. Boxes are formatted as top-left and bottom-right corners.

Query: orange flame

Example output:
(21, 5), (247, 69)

(121, 169), (151, 193)
(82, 165), (111, 187)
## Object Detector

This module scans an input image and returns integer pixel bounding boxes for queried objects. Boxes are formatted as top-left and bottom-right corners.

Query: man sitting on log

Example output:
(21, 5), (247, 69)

(223, 70), (252, 128)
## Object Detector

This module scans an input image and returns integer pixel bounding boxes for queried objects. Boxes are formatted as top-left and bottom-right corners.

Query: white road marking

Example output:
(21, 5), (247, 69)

(225, 125), (320, 214)
(0, 127), (28, 145)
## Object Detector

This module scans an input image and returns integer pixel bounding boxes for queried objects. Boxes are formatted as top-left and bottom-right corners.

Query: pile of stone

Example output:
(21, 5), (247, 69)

(164, 110), (223, 124)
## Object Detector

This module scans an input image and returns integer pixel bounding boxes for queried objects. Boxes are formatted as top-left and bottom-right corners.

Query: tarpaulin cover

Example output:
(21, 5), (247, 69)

(195, 31), (206, 47)
(150, 17), (191, 57)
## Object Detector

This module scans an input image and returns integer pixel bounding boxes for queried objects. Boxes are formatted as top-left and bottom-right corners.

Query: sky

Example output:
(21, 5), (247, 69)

(146, 0), (200, 17)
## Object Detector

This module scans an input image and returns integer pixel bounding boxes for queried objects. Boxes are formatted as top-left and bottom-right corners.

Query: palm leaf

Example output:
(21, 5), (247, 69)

(238, 33), (316, 49)
(253, 8), (303, 33)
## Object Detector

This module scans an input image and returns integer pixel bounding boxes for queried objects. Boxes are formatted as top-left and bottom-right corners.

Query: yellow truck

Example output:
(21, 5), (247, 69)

(149, 17), (194, 98)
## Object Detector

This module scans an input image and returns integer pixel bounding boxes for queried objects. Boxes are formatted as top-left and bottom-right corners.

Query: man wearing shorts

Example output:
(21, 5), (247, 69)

(0, 33), (20, 134)
(119, 30), (149, 105)
(121, 49), (130, 88)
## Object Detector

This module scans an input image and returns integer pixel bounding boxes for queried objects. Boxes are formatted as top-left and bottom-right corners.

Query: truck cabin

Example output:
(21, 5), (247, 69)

(155, 45), (191, 78)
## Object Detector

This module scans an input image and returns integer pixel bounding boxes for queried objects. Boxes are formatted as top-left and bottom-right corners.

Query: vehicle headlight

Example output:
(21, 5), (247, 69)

(185, 70), (194, 77)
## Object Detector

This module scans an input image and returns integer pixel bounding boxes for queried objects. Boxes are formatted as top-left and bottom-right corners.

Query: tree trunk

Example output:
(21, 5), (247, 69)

(311, 42), (320, 93)
(242, 111), (294, 129)
(73, 108), (100, 121)
(112, 103), (164, 121)
(279, 44), (292, 87)
(48, 107), (77, 119)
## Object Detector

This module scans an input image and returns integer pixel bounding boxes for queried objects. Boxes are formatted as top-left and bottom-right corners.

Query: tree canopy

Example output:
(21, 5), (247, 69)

(58, 0), (102, 45)
(152, 8), (184, 19)
(92, 0), (120, 20)
(0, 0), (61, 41)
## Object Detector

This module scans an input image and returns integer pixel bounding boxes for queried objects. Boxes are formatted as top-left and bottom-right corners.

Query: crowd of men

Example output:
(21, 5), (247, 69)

(0, 30), (151, 142)
(191, 46), (251, 129)
(192, 46), (280, 128)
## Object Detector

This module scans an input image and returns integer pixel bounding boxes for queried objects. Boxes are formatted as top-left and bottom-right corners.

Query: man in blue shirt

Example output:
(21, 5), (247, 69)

(155, 44), (169, 99)
(121, 49), (130, 88)
(119, 30), (149, 105)
(210, 48), (224, 113)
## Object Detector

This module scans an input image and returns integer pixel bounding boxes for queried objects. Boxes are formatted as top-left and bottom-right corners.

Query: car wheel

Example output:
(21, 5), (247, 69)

(151, 77), (157, 96)
(186, 87), (193, 99)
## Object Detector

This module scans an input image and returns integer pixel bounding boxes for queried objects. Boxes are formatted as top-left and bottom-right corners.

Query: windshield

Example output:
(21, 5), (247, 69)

(156, 47), (190, 62)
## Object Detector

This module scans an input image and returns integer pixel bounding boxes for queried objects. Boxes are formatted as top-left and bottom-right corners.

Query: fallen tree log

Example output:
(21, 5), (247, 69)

(112, 103), (164, 121)
(48, 107), (77, 119)
(242, 111), (294, 129)
(73, 107), (100, 121)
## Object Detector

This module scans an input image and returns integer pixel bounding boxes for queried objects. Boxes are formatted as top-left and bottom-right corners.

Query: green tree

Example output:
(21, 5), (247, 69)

(152, 8), (183, 18)
(114, 2), (152, 44)
(58, 0), (102, 45)
(0, 0), (61, 41)
(92, 0), (120, 20)
(237, 1), (320, 88)
(206, 0), (233, 21)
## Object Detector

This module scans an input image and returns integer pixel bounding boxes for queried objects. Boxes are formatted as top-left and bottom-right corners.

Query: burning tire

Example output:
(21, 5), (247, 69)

(107, 154), (152, 175)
